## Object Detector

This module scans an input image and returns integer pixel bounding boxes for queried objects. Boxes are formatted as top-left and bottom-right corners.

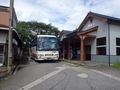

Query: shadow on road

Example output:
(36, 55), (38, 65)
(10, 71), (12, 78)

(17, 59), (61, 69)
(34, 60), (61, 63)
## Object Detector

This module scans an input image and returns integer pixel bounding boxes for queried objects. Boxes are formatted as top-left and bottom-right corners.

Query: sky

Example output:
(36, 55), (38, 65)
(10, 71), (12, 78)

(0, 0), (120, 31)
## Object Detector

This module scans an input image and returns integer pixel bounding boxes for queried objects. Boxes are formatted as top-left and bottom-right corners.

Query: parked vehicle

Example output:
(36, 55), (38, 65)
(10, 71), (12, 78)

(29, 35), (59, 61)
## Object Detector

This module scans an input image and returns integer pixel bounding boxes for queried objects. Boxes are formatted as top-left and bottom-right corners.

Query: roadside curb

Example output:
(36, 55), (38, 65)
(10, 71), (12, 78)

(60, 59), (109, 68)
(0, 67), (10, 79)
(60, 59), (82, 66)
(0, 58), (30, 79)
(0, 71), (11, 79)
(61, 59), (120, 79)
(0, 66), (16, 79)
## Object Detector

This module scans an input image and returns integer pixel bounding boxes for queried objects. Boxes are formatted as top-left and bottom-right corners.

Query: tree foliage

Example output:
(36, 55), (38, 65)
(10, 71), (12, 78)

(16, 21), (60, 52)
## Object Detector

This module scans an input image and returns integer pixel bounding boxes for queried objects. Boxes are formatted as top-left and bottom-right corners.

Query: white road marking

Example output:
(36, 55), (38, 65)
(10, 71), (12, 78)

(62, 64), (67, 67)
(91, 69), (120, 81)
(55, 65), (69, 69)
(17, 67), (67, 90)
(77, 73), (88, 78)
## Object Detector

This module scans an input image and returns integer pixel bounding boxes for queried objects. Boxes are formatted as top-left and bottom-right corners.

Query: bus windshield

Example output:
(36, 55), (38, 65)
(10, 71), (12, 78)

(37, 37), (58, 51)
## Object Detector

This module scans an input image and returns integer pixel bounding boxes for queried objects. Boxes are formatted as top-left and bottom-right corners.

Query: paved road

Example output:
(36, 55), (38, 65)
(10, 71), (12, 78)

(0, 59), (120, 90)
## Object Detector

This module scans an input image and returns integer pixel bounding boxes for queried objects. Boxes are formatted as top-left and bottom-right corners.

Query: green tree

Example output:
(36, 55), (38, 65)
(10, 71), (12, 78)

(16, 21), (60, 53)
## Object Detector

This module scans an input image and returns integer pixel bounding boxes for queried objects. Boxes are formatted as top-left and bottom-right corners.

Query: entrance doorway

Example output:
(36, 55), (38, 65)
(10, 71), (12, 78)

(85, 45), (91, 60)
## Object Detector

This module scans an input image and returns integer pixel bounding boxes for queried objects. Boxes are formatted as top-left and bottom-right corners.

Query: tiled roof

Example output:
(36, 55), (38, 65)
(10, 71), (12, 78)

(62, 12), (120, 39)
(89, 11), (120, 22)
(62, 30), (72, 35)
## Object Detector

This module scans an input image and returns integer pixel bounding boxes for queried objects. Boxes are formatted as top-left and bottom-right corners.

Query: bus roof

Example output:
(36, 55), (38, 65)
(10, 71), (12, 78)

(37, 35), (56, 37)
(30, 35), (57, 43)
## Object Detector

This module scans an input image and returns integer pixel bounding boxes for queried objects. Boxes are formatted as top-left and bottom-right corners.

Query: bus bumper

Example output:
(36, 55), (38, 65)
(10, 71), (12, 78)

(35, 57), (59, 61)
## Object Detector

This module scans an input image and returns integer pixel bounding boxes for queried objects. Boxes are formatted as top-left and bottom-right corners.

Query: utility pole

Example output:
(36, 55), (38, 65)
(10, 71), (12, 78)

(8, 0), (14, 70)
(108, 21), (111, 66)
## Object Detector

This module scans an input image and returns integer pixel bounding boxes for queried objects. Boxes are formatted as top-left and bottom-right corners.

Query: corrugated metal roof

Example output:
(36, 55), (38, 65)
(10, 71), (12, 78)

(0, 27), (22, 47)
(0, 5), (9, 11)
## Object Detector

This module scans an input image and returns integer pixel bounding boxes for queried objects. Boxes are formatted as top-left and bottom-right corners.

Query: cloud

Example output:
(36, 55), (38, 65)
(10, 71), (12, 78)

(0, 0), (120, 31)
(0, 0), (9, 6)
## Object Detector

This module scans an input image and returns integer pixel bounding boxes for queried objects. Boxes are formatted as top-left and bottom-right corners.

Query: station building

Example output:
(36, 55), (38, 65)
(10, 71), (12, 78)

(59, 12), (120, 64)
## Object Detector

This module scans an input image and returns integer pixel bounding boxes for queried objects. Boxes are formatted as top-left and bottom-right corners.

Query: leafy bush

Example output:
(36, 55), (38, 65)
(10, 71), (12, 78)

(113, 61), (120, 69)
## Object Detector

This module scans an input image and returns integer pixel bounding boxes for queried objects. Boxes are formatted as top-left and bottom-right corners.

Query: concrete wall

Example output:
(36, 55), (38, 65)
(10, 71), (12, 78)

(80, 18), (120, 63)
(109, 24), (120, 55)
(95, 19), (107, 38)
(91, 39), (96, 54)
(81, 18), (108, 55)
(90, 21), (120, 63)
(72, 15), (120, 64)
(81, 18), (108, 38)
(91, 55), (120, 64)
(91, 55), (109, 63)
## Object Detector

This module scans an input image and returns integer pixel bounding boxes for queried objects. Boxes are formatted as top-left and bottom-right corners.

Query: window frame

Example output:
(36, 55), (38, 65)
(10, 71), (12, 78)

(116, 47), (120, 55)
(96, 37), (106, 46)
(116, 38), (120, 46)
(96, 47), (106, 55)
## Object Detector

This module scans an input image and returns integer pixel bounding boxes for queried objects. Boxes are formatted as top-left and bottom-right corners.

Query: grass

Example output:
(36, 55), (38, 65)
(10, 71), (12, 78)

(113, 61), (120, 69)
(74, 63), (81, 67)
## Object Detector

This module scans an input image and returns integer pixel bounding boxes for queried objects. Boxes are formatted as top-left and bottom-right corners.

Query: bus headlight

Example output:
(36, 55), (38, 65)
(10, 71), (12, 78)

(36, 54), (40, 58)
(36, 54), (44, 58)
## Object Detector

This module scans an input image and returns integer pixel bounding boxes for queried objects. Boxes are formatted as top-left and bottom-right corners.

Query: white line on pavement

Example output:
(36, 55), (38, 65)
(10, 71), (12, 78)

(17, 67), (67, 90)
(91, 69), (120, 81)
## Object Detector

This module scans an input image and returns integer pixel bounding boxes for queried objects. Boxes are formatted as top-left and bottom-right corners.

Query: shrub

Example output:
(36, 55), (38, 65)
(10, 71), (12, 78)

(113, 61), (120, 69)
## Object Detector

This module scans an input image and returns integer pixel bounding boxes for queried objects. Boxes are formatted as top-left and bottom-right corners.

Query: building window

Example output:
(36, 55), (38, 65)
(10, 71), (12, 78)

(116, 47), (120, 55)
(116, 38), (120, 46)
(97, 37), (106, 46)
(97, 47), (106, 55)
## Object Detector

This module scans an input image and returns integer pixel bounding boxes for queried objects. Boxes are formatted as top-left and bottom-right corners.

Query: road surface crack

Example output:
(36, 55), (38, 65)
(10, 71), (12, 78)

(49, 72), (68, 90)
(86, 78), (96, 90)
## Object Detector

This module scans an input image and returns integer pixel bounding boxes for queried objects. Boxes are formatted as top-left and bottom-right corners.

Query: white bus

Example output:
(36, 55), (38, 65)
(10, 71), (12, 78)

(29, 35), (59, 61)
